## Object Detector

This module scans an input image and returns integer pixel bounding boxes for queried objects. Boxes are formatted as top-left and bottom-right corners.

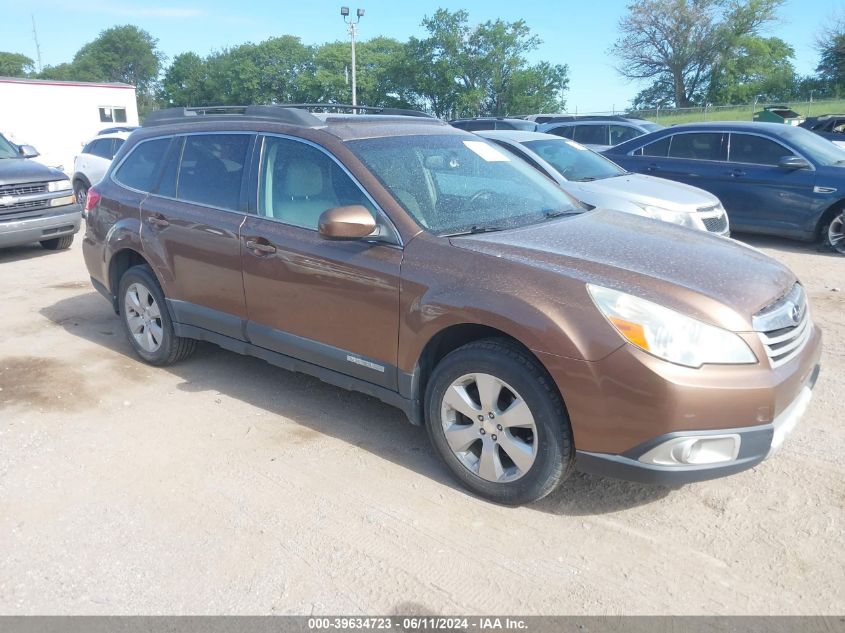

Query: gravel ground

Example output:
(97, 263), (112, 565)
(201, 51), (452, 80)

(0, 232), (842, 615)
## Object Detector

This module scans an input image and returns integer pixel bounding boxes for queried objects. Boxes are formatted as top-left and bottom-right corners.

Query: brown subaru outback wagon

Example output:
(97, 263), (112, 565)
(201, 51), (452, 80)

(82, 105), (822, 505)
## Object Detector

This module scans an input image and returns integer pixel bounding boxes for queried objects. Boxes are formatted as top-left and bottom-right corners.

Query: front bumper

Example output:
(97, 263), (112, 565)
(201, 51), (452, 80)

(0, 205), (82, 248)
(575, 364), (819, 485)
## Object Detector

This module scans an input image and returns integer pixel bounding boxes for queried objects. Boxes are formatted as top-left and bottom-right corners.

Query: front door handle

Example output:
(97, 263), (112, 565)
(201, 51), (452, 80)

(646, 163), (659, 172)
(730, 169), (746, 178)
(245, 239), (277, 254)
(146, 215), (170, 228)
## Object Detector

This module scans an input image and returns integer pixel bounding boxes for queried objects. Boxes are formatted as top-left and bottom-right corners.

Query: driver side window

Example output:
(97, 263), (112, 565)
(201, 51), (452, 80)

(258, 136), (376, 230)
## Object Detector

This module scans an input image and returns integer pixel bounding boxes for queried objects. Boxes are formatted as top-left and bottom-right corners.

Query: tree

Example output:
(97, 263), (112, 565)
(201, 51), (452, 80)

(158, 52), (210, 106)
(0, 52), (34, 77)
(69, 25), (164, 94)
(612, 0), (784, 107)
(816, 15), (845, 94)
(707, 36), (797, 103)
(401, 9), (567, 117)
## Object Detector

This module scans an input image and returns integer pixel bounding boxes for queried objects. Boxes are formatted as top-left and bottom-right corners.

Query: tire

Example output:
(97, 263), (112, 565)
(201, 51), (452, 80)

(117, 264), (196, 366)
(73, 181), (88, 209)
(40, 234), (74, 250)
(821, 210), (845, 255)
(425, 338), (573, 505)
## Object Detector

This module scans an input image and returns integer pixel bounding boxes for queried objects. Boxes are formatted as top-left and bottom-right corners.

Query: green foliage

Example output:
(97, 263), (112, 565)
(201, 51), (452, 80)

(612, 0), (785, 107)
(816, 23), (845, 95)
(0, 52), (35, 77)
(707, 36), (797, 103)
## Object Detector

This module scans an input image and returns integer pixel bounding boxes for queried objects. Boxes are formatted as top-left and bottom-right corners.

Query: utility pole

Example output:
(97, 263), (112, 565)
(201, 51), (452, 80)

(31, 14), (43, 72)
(341, 7), (364, 108)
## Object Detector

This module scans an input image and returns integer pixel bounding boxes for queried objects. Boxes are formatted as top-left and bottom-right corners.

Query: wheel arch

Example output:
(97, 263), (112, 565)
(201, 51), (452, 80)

(816, 199), (845, 238)
(404, 322), (568, 427)
(107, 248), (161, 313)
(71, 172), (91, 189)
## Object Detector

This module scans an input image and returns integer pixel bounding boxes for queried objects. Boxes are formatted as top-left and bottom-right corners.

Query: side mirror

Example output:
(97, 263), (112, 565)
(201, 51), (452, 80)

(778, 155), (810, 170)
(18, 145), (39, 158)
(318, 205), (377, 240)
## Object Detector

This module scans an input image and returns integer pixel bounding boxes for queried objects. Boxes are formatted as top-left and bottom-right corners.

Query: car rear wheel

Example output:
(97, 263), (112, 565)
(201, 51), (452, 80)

(425, 338), (573, 505)
(822, 211), (845, 255)
(118, 265), (196, 366)
(40, 235), (74, 250)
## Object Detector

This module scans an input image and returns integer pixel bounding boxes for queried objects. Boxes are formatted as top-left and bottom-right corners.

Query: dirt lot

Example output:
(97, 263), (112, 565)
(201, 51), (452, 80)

(0, 232), (842, 615)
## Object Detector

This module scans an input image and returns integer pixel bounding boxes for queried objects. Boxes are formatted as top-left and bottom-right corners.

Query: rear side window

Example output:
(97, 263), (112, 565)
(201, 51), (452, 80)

(177, 134), (251, 211)
(668, 133), (726, 161)
(729, 134), (793, 166)
(89, 139), (113, 159)
(114, 138), (171, 192)
(573, 125), (608, 145)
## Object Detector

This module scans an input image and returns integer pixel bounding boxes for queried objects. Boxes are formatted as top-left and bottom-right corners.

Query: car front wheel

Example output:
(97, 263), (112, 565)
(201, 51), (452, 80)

(425, 339), (573, 505)
(73, 181), (89, 209)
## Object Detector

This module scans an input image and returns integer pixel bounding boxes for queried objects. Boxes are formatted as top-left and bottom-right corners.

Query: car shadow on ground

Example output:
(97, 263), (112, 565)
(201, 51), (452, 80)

(40, 290), (670, 515)
(0, 242), (63, 264)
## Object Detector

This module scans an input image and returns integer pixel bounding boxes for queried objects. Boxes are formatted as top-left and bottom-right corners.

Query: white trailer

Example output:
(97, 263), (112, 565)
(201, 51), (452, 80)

(0, 77), (139, 174)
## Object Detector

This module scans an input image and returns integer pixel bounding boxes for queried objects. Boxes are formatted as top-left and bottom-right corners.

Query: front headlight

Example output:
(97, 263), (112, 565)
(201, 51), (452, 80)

(48, 179), (71, 192)
(587, 284), (756, 368)
(637, 204), (697, 229)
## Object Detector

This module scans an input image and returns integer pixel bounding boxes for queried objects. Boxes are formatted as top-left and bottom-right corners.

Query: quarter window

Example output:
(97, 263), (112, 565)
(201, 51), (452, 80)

(114, 138), (171, 192)
(729, 134), (794, 166)
(177, 134), (250, 211)
(258, 136), (376, 230)
(667, 133), (726, 161)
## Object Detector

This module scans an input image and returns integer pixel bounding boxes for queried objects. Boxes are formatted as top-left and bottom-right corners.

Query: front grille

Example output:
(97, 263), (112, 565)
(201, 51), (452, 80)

(0, 182), (48, 197)
(753, 284), (812, 368)
(0, 198), (49, 214)
(702, 213), (728, 233)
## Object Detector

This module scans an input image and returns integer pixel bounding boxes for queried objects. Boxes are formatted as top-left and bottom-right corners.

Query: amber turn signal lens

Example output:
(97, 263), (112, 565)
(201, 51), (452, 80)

(609, 316), (650, 351)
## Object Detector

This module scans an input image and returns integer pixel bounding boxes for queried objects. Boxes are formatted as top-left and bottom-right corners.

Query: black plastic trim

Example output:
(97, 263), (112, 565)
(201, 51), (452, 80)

(166, 299), (246, 341)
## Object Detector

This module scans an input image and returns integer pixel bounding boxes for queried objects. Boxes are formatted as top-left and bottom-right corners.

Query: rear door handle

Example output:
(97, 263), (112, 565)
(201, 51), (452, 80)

(245, 239), (277, 254)
(146, 215), (170, 228)
(646, 163), (659, 172)
(730, 169), (746, 178)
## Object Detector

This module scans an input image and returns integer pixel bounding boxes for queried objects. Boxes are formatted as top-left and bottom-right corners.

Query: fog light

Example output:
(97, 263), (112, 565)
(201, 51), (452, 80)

(49, 195), (75, 207)
(639, 434), (740, 466)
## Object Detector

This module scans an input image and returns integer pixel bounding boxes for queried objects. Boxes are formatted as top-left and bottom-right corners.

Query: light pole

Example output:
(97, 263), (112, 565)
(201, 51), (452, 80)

(341, 7), (364, 108)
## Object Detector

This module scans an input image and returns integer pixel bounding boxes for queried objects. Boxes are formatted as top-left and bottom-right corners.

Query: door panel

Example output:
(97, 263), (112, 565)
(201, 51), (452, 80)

(240, 135), (402, 390)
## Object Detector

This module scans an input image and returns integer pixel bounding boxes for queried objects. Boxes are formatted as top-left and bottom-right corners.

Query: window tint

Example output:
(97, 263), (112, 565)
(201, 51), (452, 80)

(729, 134), (793, 165)
(668, 133), (725, 161)
(113, 138), (125, 156)
(89, 139), (113, 159)
(640, 136), (670, 157)
(609, 125), (642, 145)
(177, 134), (250, 211)
(258, 136), (376, 230)
(546, 126), (574, 139)
(114, 138), (171, 192)
(573, 125), (608, 145)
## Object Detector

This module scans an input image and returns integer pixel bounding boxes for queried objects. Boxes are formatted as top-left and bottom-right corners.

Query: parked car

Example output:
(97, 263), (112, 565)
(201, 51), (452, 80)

(0, 132), (81, 251)
(538, 116), (664, 150)
(98, 126), (139, 135)
(605, 122), (845, 254)
(72, 131), (131, 208)
(799, 114), (845, 149)
(83, 105), (821, 505)
(450, 117), (537, 132)
(478, 130), (729, 235)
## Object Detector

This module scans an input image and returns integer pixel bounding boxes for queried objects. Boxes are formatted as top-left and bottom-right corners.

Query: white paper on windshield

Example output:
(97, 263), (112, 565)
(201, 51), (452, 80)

(463, 140), (510, 162)
(565, 140), (588, 151)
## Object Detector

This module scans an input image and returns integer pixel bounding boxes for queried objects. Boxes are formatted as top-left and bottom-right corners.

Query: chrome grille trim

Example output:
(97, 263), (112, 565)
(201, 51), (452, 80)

(754, 284), (812, 368)
(0, 182), (48, 197)
(702, 214), (728, 233)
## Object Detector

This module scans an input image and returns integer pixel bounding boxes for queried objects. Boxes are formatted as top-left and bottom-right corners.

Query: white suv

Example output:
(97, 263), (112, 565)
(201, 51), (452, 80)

(72, 131), (131, 208)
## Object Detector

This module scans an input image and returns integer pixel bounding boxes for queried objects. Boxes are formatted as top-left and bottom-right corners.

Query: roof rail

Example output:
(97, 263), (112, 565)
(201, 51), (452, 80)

(143, 103), (434, 127)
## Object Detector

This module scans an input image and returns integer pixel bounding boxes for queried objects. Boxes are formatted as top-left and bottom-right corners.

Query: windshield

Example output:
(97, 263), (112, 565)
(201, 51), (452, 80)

(348, 134), (584, 235)
(523, 138), (626, 181)
(0, 134), (20, 159)
(780, 125), (845, 166)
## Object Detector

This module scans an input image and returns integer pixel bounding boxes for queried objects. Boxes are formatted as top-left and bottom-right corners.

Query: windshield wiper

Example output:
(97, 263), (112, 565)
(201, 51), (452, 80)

(444, 225), (504, 237)
(574, 176), (597, 182)
(543, 209), (582, 219)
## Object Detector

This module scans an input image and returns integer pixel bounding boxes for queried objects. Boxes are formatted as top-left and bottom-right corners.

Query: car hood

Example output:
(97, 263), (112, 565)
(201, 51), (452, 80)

(0, 158), (66, 186)
(451, 209), (795, 331)
(567, 173), (720, 213)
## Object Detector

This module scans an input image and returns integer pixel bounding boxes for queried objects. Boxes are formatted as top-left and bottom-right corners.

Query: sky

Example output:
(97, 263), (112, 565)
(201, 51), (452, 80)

(1, 0), (842, 112)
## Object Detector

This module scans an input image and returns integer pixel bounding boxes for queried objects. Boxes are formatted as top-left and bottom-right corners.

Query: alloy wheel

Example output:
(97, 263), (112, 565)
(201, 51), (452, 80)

(124, 282), (163, 353)
(440, 372), (538, 483)
(829, 214), (845, 254)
